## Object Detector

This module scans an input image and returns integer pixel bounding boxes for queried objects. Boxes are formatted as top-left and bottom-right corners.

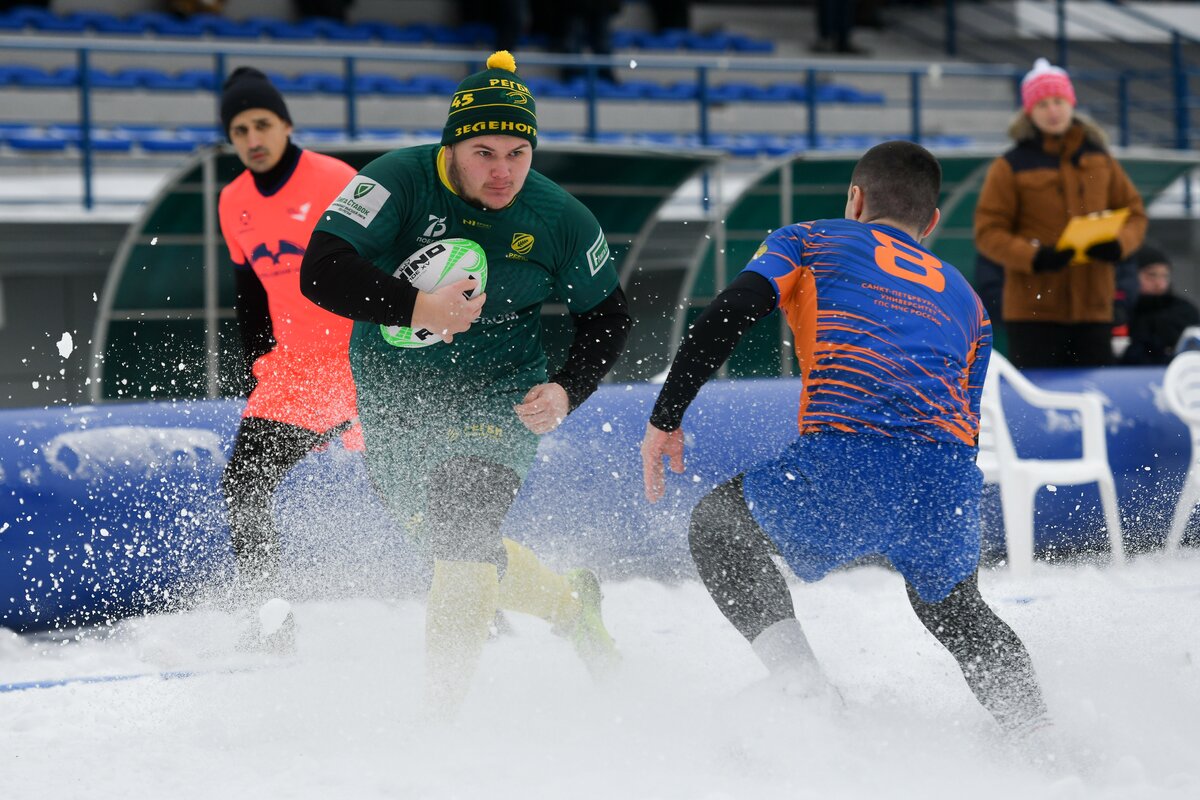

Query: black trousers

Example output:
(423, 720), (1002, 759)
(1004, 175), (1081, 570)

(689, 475), (1048, 731)
(1006, 321), (1114, 369)
(221, 416), (349, 578)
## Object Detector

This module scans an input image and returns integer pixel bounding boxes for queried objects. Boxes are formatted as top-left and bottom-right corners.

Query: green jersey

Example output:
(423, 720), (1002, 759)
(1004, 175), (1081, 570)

(315, 144), (619, 405)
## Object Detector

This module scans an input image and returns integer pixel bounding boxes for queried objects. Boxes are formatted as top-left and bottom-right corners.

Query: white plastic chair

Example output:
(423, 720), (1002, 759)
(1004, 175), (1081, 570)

(977, 351), (1125, 575)
(1162, 350), (1200, 551)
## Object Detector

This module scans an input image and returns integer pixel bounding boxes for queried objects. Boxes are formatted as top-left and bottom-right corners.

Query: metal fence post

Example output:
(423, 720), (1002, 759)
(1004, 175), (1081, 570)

(586, 63), (598, 142)
(345, 56), (358, 139)
(945, 0), (957, 57)
(1173, 33), (1189, 150)
(806, 68), (818, 149)
(1118, 72), (1129, 148)
(1056, 0), (1068, 69)
(910, 71), (922, 143)
(77, 48), (93, 210)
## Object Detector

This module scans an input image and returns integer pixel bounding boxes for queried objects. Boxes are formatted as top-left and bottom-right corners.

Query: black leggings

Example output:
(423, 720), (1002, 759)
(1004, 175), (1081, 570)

(221, 416), (350, 576)
(690, 475), (1047, 731)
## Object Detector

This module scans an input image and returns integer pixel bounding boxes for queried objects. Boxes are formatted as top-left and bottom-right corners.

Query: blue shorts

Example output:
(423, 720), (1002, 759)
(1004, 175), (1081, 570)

(741, 432), (982, 603)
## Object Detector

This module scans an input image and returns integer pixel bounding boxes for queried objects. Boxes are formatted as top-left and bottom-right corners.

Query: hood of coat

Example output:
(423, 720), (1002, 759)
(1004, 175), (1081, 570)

(1007, 111), (1109, 151)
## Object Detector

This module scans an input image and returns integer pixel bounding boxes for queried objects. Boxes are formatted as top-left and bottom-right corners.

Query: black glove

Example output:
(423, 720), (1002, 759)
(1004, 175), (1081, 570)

(1085, 239), (1123, 262)
(1032, 245), (1075, 273)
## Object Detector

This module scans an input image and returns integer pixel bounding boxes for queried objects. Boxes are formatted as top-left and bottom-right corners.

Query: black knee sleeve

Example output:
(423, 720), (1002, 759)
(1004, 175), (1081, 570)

(689, 475), (795, 643)
(424, 456), (518, 566)
(907, 573), (1047, 730)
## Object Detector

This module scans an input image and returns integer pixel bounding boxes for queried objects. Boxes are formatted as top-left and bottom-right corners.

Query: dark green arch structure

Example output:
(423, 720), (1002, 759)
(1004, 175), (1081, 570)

(89, 142), (720, 402)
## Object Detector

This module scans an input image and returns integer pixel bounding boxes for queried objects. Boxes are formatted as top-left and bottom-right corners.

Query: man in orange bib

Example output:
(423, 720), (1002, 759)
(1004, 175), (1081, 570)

(217, 67), (361, 650)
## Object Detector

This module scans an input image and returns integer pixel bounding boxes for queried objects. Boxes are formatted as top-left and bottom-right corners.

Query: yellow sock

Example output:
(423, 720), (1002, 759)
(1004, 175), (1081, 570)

(496, 538), (581, 627)
(423, 559), (500, 715)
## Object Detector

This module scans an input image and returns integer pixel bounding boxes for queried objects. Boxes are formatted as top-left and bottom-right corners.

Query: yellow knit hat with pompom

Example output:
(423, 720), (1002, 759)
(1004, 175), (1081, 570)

(442, 50), (537, 148)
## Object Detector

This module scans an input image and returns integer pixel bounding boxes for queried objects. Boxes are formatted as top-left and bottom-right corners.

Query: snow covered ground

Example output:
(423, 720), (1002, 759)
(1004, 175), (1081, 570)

(1, 551), (1198, 800)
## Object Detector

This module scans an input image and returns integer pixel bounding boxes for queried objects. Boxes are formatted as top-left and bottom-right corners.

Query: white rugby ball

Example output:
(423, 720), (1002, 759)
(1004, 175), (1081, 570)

(380, 237), (488, 348)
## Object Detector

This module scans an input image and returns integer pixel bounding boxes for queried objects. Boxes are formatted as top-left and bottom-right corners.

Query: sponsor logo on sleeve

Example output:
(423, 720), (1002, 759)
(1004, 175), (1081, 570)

(586, 229), (609, 276)
(328, 179), (392, 227)
(754, 241), (769, 259)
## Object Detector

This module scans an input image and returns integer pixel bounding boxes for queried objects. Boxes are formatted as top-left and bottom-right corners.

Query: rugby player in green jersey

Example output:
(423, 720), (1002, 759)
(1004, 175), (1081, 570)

(301, 51), (631, 715)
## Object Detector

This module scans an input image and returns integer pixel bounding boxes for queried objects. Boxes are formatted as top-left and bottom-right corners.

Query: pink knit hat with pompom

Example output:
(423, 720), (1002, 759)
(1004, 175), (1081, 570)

(1021, 58), (1076, 113)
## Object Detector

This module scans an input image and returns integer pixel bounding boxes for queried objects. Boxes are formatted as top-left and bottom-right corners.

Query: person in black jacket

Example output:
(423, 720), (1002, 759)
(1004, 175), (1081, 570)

(1121, 245), (1200, 365)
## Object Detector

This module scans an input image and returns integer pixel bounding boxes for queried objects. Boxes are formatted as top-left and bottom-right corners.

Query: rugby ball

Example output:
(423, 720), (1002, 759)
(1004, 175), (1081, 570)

(380, 238), (488, 348)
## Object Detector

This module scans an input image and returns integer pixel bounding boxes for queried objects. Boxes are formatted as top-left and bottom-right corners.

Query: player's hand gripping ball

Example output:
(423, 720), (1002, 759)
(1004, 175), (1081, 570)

(381, 238), (488, 347)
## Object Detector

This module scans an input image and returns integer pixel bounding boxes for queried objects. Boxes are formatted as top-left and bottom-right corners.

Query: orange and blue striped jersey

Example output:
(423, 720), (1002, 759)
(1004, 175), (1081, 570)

(745, 219), (991, 446)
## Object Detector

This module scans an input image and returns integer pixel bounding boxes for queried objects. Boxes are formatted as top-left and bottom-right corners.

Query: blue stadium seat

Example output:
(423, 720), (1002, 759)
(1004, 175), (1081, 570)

(6, 132), (69, 151)
(643, 81), (698, 101)
(610, 30), (640, 49)
(368, 75), (423, 96)
(30, 12), (87, 32)
(44, 124), (134, 152)
(15, 66), (77, 89)
(293, 127), (348, 144)
(747, 84), (796, 103)
(0, 65), (47, 86)
(88, 14), (149, 35)
(594, 81), (643, 100)
(707, 83), (754, 103)
(269, 71), (321, 95)
(139, 137), (199, 153)
(314, 19), (374, 42)
(0, 123), (35, 143)
(206, 17), (268, 38)
(372, 22), (424, 43)
(638, 29), (689, 50)
(177, 125), (223, 144)
(683, 32), (734, 52)
(429, 23), (477, 45)
(729, 35), (774, 54)
(262, 19), (319, 40)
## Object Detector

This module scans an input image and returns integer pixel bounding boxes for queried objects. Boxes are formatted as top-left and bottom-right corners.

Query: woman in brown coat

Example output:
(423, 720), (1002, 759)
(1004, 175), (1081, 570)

(974, 58), (1147, 368)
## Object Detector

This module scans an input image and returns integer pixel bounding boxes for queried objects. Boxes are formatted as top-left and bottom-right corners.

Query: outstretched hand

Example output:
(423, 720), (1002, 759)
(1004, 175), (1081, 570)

(641, 423), (685, 503)
(514, 382), (569, 435)
(411, 278), (485, 344)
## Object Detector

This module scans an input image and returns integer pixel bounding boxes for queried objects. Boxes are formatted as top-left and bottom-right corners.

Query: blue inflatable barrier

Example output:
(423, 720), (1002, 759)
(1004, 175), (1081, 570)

(1, 368), (1192, 632)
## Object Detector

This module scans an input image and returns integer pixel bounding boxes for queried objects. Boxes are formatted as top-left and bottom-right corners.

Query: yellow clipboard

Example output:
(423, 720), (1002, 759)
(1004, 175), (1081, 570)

(1056, 208), (1130, 264)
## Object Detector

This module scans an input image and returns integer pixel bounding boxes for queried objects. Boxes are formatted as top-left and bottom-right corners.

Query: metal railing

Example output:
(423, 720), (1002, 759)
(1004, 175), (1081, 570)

(0, 21), (1189, 209)
(941, 0), (1199, 150)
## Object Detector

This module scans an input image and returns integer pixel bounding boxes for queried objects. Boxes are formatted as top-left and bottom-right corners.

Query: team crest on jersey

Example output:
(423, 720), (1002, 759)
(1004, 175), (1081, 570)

(511, 232), (534, 255)
(424, 214), (448, 237)
(329, 178), (392, 228)
(754, 242), (768, 259)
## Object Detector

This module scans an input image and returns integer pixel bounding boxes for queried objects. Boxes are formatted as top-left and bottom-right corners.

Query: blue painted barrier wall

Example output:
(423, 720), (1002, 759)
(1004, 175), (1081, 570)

(1, 368), (1192, 632)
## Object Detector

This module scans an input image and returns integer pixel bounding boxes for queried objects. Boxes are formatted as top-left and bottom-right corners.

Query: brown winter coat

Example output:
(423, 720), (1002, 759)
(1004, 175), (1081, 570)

(974, 114), (1147, 324)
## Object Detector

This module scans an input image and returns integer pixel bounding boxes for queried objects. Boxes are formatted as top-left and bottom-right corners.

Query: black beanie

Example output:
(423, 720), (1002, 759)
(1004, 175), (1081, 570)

(1135, 244), (1170, 271)
(220, 67), (292, 141)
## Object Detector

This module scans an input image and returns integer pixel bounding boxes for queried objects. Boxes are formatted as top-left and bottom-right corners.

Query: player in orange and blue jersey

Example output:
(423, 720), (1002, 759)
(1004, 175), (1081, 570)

(217, 67), (361, 650)
(641, 141), (1051, 743)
